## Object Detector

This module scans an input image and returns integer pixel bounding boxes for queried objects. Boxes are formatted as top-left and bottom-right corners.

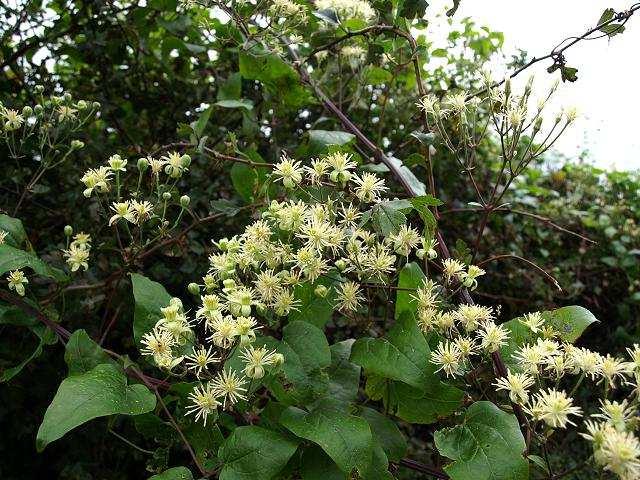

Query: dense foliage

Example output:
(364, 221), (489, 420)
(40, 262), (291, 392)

(1, 1), (639, 480)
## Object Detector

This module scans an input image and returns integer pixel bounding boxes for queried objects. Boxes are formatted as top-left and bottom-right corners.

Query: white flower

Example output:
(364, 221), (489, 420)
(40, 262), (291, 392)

(109, 201), (136, 226)
(494, 370), (534, 404)
(7, 270), (28, 296)
(0, 230), (7, 244)
(352, 172), (387, 203)
(140, 327), (176, 367)
(185, 345), (219, 378)
(526, 389), (582, 429)
(478, 322), (509, 352)
(442, 258), (465, 284)
(81, 166), (112, 197)
(336, 281), (364, 312)
(389, 225), (421, 256)
(63, 244), (90, 272)
(520, 312), (544, 334)
(186, 383), (221, 426)
(273, 154), (303, 189)
(240, 345), (279, 379)
(460, 265), (485, 290)
(211, 369), (248, 409)
(431, 341), (462, 378)
(2, 108), (24, 131)
(315, 0), (376, 23)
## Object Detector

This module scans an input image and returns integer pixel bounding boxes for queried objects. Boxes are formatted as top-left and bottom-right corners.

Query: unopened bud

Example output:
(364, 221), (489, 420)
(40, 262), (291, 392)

(22, 106), (33, 117)
(64, 225), (73, 237)
(162, 192), (172, 201)
(137, 157), (149, 171)
(71, 140), (84, 150)
(35, 85), (45, 94)
(314, 285), (328, 297)
(187, 282), (200, 295)
(180, 195), (190, 208)
(34, 104), (43, 115)
(180, 154), (191, 167)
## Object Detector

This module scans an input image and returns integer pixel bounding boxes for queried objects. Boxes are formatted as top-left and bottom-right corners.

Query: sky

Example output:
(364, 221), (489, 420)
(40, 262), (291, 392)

(428, 0), (640, 171)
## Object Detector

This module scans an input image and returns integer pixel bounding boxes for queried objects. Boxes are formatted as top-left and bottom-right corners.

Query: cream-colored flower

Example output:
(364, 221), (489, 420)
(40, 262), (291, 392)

(7, 270), (28, 296)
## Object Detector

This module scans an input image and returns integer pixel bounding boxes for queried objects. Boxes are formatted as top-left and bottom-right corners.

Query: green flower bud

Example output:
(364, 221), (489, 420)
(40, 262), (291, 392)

(22, 106), (33, 117)
(335, 259), (347, 271)
(71, 140), (84, 150)
(272, 353), (285, 366)
(314, 285), (328, 297)
(180, 195), (190, 208)
(180, 154), (191, 167)
(34, 104), (43, 115)
(34, 85), (45, 94)
(64, 225), (73, 237)
(76, 100), (88, 110)
(63, 93), (72, 102)
(187, 282), (200, 295)
(92, 101), (101, 110)
(162, 192), (172, 201)
(137, 157), (149, 171)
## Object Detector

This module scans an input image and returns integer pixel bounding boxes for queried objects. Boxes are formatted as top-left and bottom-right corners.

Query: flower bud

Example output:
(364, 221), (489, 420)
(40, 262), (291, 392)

(63, 93), (72, 102)
(71, 140), (84, 150)
(180, 154), (191, 167)
(223, 278), (236, 290)
(92, 101), (101, 110)
(34, 104), (43, 115)
(187, 282), (200, 295)
(76, 100), (88, 110)
(64, 225), (73, 237)
(137, 157), (149, 171)
(35, 85), (45, 94)
(162, 192), (172, 201)
(22, 106), (33, 117)
(180, 195), (190, 208)
(272, 353), (285, 366)
(335, 259), (347, 271)
(533, 116), (543, 133)
(314, 285), (328, 297)
(416, 248), (426, 260)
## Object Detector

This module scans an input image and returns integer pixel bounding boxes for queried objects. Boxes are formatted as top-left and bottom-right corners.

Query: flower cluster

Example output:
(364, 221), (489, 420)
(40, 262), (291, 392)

(62, 231), (92, 272)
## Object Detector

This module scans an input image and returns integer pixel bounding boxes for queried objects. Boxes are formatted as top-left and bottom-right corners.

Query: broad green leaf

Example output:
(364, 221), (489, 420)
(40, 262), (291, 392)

(391, 381), (463, 424)
(358, 407), (407, 462)
(230, 163), (270, 203)
(148, 467), (194, 480)
(300, 446), (346, 480)
(0, 244), (66, 281)
(0, 214), (27, 247)
(434, 401), (528, 480)
(218, 426), (299, 480)
(282, 321), (331, 372)
(351, 312), (431, 389)
(500, 306), (598, 370)
(280, 399), (373, 475)
(544, 306), (598, 342)
(131, 273), (172, 344)
(288, 276), (338, 328)
(193, 105), (213, 137)
(325, 340), (361, 404)
(397, 0), (428, 18)
(388, 156), (427, 196)
(36, 363), (156, 451)
(308, 130), (355, 149)
(410, 195), (442, 238)
(395, 262), (425, 321)
(364, 66), (393, 85)
(64, 329), (112, 376)
(217, 72), (242, 101)
(370, 200), (412, 235)
(215, 99), (254, 110)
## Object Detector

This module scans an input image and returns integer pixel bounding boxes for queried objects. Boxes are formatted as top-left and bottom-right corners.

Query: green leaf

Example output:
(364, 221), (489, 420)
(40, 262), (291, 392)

(131, 273), (172, 344)
(218, 426), (299, 480)
(0, 244), (66, 281)
(410, 194), (442, 238)
(308, 130), (355, 152)
(193, 105), (213, 137)
(397, 0), (428, 19)
(434, 401), (528, 480)
(280, 399), (373, 475)
(217, 72), (242, 101)
(300, 446), (346, 480)
(446, 0), (461, 16)
(64, 329), (112, 376)
(36, 363), (156, 451)
(391, 381), (463, 424)
(544, 305), (598, 342)
(370, 200), (410, 235)
(500, 306), (598, 370)
(1, 325), (55, 382)
(0, 214), (27, 247)
(395, 262), (425, 321)
(215, 99), (254, 110)
(358, 407), (407, 462)
(325, 340), (361, 404)
(230, 162), (270, 203)
(364, 66), (393, 85)
(288, 276), (338, 328)
(283, 321), (331, 372)
(351, 312), (431, 390)
(597, 8), (625, 37)
(148, 467), (194, 480)
(388, 156), (427, 195)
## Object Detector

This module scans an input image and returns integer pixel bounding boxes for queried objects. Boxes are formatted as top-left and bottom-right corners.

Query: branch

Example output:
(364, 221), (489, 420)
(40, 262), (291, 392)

(399, 459), (449, 479)
(478, 254), (562, 291)
(470, 3), (640, 98)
